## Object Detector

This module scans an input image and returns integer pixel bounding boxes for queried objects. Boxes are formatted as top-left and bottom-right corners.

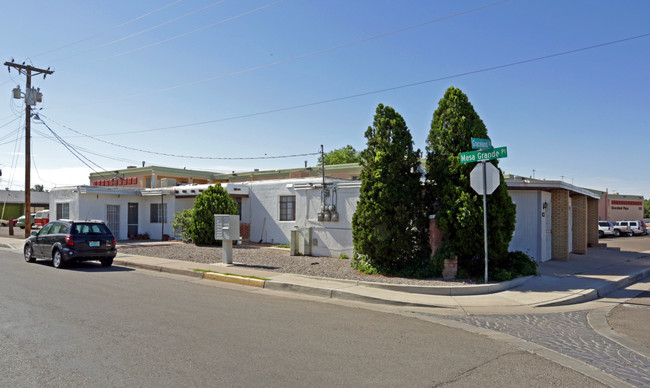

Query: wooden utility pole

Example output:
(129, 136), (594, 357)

(4, 61), (53, 237)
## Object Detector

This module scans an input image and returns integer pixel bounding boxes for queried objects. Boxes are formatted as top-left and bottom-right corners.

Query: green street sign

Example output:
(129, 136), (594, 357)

(471, 137), (492, 149)
(459, 146), (508, 164)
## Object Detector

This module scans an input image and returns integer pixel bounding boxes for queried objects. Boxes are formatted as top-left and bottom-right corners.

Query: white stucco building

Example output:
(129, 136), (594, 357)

(49, 177), (360, 257)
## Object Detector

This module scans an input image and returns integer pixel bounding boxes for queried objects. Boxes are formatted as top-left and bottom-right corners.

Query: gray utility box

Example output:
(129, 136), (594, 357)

(214, 214), (240, 241)
(214, 214), (240, 265)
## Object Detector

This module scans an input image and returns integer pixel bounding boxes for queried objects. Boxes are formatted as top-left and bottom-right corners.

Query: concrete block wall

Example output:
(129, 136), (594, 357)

(551, 190), (570, 261)
(571, 195), (588, 254)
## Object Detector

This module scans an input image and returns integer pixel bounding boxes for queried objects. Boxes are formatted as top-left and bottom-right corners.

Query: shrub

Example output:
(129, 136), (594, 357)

(171, 209), (194, 243)
(351, 104), (430, 275)
(188, 185), (238, 246)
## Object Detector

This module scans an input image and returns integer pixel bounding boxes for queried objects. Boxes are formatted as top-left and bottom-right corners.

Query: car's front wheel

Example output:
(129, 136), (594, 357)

(24, 245), (35, 263)
(599, 231), (604, 238)
(614, 229), (621, 237)
(52, 250), (64, 268)
(100, 257), (113, 267)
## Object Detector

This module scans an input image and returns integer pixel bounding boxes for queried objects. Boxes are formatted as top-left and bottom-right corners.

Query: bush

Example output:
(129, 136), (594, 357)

(489, 251), (538, 281)
(351, 104), (430, 275)
(186, 185), (238, 246)
(171, 209), (194, 243)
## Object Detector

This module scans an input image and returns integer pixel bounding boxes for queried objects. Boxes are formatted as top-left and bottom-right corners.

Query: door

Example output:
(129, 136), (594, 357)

(34, 223), (53, 257)
(106, 205), (120, 239)
(128, 203), (138, 237)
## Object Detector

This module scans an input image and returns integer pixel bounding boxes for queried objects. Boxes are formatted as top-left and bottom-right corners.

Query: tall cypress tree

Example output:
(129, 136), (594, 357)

(352, 104), (429, 274)
(426, 87), (516, 276)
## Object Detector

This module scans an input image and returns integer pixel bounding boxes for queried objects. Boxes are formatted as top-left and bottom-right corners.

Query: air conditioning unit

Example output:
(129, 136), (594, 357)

(160, 178), (177, 187)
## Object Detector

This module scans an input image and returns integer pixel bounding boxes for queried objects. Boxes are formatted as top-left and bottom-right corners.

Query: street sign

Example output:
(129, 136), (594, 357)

(459, 146), (507, 164)
(470, 162), (500, 195)
(471, 137), (492, 150)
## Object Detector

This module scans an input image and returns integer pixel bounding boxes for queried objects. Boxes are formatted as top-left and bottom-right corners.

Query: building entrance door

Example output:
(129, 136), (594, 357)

(106, 205), (120, 239)
(128, 203), (138, 238)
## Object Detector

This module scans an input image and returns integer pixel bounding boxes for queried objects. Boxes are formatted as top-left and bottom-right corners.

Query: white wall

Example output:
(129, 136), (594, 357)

(508, 190), (542, 262)
(50, 187), (179, 240)
(246, 179), (298, 244)
(295, 185), (359, 257)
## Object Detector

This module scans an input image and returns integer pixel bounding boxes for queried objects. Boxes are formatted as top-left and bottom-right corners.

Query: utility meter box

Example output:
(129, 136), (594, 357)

(214, 214), (240, 241)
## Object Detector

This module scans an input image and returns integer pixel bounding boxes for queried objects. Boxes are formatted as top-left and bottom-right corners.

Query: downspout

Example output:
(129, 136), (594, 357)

(161, 193), (164, 240)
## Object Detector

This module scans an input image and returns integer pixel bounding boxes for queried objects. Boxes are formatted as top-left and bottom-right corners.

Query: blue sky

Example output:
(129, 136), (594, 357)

(0, 0), (648, 197)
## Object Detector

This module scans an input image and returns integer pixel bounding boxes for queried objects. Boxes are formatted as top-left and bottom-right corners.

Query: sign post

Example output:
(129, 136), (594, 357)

(463, 142), (507, 283)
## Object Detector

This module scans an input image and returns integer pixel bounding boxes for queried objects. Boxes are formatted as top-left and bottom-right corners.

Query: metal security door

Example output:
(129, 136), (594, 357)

(127, 203), (138, 237)
(106, 204), (120, 239)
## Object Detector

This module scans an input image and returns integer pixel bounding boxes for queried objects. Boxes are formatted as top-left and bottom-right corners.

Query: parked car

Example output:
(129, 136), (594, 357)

(24, 220), (117, 268)
(598, 221), (616, 238)
(613, 220), (645, 237)
(15, 213), (36, 229)
(33, 209), (50, 228)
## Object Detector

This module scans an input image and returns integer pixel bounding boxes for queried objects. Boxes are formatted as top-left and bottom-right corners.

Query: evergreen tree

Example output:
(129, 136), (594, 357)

(352, 104), (430, 274)
(426, 87), (516, 277)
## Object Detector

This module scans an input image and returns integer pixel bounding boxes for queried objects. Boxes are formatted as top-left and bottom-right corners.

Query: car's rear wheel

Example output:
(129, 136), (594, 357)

(24, 245), (35, 263)
(614, 229), (621, 237)
(100, 257), (113, 267)
(52, 250), (64, 268)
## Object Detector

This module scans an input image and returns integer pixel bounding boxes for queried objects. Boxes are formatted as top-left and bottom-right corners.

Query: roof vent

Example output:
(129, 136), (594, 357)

(127, 166), (137, 169)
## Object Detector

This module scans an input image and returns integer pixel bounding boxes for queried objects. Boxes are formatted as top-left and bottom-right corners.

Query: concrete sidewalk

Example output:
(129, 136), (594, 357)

(3, 236), (650, 309)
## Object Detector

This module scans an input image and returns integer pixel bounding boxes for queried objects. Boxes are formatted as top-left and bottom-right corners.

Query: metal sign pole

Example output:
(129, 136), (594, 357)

(482, 160), (488, 283)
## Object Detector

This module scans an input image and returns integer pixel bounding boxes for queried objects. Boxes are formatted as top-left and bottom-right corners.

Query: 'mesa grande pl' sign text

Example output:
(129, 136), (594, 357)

(459, 146), (508, 164)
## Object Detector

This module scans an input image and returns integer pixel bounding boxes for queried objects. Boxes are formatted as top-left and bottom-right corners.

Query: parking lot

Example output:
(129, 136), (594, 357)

(599, 233), (650, 253)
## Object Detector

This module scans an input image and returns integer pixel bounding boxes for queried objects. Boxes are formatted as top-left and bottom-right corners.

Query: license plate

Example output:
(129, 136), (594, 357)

(89, 241), (100, 247)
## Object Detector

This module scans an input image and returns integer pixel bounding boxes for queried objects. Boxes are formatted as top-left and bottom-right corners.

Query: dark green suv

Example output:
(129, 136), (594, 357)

(24, 220), (117, 268)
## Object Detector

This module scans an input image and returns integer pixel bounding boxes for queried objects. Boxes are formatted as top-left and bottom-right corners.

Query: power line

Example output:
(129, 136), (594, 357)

(42, 31), (650, 139)
(37, 114), (320, 160)
(58, 0), (512, 105)
(27, 0), (185, 60)
(31, 128), (140, 164)
(49, 0), (228, 64)
(99, 0), (287, 61)
(34, 115), (105, 174)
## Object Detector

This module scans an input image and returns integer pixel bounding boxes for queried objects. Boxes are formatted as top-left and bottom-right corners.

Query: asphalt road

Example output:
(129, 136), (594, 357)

(0, 249), (605, 387)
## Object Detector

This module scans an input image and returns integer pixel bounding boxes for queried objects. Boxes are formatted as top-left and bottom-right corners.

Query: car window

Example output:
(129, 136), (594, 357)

(50, 223), (63, 234)
(59, 224), (68, 234)
(72, 223), (111, 235)
(39, 224), (53, 235)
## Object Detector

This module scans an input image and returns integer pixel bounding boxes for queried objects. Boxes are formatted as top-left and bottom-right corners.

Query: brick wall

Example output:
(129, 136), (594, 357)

(551, 190), (570, 261)
(429, 217), (443, 255)
(571, 195), (587, 254)
(240, 223), (250, 241)
(587, 198), (599, 247)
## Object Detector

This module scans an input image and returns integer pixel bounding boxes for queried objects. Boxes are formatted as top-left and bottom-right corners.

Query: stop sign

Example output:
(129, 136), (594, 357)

(470, 162), (500, 195)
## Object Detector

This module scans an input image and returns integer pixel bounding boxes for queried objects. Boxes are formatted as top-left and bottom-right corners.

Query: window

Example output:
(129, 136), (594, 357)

(279, 196), (295, 221)
(56, 202), (70, 219)
(150, 203), (167, 223)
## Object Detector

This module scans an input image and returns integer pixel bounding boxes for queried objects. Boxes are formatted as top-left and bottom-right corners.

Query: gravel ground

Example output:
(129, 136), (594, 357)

(118, 242), (473, 286)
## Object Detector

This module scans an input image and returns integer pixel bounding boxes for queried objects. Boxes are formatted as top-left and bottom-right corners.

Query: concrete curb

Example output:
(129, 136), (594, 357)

(356, 275), (532, 296)
(534, 267), (650, 307)
(114, 258), (266, 288)
(587, 307), (650, 361)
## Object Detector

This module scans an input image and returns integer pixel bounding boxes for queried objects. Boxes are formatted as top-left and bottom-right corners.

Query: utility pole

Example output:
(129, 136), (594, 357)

(5, 61), (53, 237)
